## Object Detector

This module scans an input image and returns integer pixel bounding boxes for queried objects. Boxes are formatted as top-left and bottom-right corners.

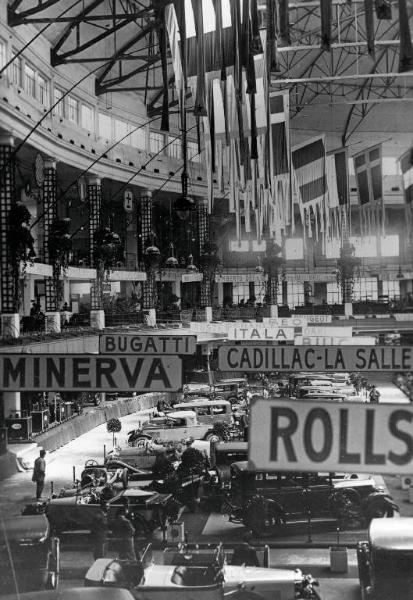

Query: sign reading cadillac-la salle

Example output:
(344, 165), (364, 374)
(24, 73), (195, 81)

(0, 355), (182, 392)
(218, 345), (413, 371)
(249, 399), (413, 475)
(99, 334), (196, 355)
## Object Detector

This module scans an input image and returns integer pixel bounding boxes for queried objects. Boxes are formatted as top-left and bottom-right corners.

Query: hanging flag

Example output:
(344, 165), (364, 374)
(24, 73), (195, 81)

(320, 0), (332, 51)
(292, 136), (327, 240)
(375, 0), (392, 19)
(326, 148), (349, 241)
(353, 145), (382, 205)
(398, 0), (413, 73)
(353, 144), (383, 236)
(269, 90), (290, 236)
(364, 0), (375, 58)
(400, 148), (413, 204)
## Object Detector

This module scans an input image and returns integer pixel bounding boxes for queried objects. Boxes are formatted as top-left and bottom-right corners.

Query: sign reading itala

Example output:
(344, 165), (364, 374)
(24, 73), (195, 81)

(99, 334), (196, 355)
(218, 345), (413, 372)
(0, 355), (182, 392)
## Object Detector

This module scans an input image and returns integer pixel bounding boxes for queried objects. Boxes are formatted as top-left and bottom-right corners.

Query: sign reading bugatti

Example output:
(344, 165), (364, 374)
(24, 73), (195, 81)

(249, 399), (413, 475)
(99, 334), (196, 355)
(218, 345), (413, 371)
(0, 355), (182, 392)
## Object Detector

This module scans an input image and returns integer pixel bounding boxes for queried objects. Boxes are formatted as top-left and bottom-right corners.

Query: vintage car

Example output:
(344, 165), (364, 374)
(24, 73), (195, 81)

(167, 400), (233, 426)
(182, 383), (213, 401)
(1, 589), (136, 600)
(357, 517), (413, 600)
(85, 543), (320, 600)
(45, 487), (177, 537)
(226, 462), (398, 536)
(127, 410), (232, 447)
(0, 514), (60, 594)
(212, 379), (247, 404)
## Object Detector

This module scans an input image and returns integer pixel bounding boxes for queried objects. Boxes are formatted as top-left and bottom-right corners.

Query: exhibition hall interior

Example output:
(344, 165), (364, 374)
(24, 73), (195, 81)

(1, 1), (413, 599)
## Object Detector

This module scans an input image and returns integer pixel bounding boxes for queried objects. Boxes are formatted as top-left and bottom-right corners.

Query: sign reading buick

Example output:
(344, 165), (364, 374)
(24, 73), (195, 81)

(218, 345), (413, 371)
(249, 399), (413, 475)
(0, 355), (181, 392)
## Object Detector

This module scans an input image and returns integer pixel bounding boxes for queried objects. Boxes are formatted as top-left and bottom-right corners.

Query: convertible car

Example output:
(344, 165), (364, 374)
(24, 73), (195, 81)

(46, 487), (177, 537)
(85, 544), (320, 600)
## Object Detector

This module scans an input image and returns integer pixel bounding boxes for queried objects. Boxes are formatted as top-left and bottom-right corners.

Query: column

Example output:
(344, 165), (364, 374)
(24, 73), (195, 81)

(88, 176), (105, 329)
(198, 199), (212, 320)
(267, 276), (279, 318)
(43, 158), (61, 333)
(0, 135), (21, 340)
(141, 190), (156, 324)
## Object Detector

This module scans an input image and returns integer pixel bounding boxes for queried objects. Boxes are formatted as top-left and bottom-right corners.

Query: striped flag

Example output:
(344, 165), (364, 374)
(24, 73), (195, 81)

(400, 148), (413, 204)
(269, 91), (289, 178)
(353, 145), (382, 205)
(292, 136), (326, 206)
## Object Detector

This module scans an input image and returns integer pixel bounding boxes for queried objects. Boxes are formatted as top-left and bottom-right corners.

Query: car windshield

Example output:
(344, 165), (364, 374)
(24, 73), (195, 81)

(216, 451), (248, 465)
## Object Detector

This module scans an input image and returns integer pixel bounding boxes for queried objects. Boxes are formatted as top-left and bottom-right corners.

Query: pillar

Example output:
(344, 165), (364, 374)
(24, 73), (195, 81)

(141, 191), (156, 314)
(88, 176), (105, 328)
(42, 158), (61, 333)
(0, 134), (20, 338)
(198, 199), (213, 311)
(267, 275), (279, 318)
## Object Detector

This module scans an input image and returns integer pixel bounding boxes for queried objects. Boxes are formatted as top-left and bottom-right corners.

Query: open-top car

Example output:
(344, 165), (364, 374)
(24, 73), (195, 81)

(85, 543), (321, 600)
(45, 486), (177, 537)
(0, 514), (60, 594)
(226, 462), (398, 536)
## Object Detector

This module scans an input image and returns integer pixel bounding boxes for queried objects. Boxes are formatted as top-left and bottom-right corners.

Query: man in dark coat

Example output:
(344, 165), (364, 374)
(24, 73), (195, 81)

(111, 506), (137, 560)
(32, 449), (46, 501)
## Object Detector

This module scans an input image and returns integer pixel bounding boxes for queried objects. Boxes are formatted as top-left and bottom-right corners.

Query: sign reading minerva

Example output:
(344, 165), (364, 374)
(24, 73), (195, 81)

(99, 334), (196, 355)
(218, 345), (413, 372)
(249, 399), (413, 475)
(0, 355), (182, 392)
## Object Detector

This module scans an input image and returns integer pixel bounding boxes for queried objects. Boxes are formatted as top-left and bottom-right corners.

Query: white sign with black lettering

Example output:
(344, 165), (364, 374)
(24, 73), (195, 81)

(295, 336), (377, 346)
(227, 326), (294, 342)
(302, 327), (353, 338)
(218, 345), (413, 371)
(249, 399), (413, 474)
(99, 334), (196, 355)
(0, 355), (182, 392)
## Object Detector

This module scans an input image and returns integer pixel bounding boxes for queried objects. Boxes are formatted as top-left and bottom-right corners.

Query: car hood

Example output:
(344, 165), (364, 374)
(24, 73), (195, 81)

(143, 565), (299, 587)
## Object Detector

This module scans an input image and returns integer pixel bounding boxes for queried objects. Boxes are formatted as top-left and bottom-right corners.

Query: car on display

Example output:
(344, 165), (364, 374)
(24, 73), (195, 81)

(212, 379), (247, 404)
(357, 517), (413, 600)
(0, 514), (60, 594)
(0, 589), (136, 600)
(167, 400), (233, 427)
(204, 442), (249, 508)
(126, 410), (235, 447)
(85, 543), (321, 600)
(294, 387), (348, 401)
(225, 462), (398, 537)
(182, 383), (213, 401)
(45, 487), (177, 537)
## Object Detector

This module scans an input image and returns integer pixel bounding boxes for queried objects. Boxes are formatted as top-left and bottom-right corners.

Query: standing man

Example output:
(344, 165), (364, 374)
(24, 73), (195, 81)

(32, 449), (46, 501)
(369, 385), (381, 403)
(111, 505), (137, 560)
(90, 504), (109, 560)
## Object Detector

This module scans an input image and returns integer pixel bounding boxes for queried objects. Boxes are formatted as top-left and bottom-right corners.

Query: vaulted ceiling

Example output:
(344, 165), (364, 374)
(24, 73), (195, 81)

(7, 0), (413, 148)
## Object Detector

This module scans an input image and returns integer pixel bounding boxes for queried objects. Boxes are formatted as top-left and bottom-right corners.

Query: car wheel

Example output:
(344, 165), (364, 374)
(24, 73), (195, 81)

(121, 468), (129, 490)
(205, 432), (222, 443)
(228, 395), (238, 404)
(132, 437), (151, 449)
(331, 488), (363, 526)
(364, 496), (397, 523)
(244, 497), (283, 537)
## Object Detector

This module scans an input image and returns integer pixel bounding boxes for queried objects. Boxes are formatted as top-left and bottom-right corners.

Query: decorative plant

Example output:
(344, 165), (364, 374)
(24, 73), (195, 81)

(7, 202), (36, 310)
(48, 218), (72, 273)
(106, 417), (122, 446)
(263, 240), (285, 277)
(336, 240), (361, 303)
(93, 227), (122, 272)
(199, 241), (221, 277)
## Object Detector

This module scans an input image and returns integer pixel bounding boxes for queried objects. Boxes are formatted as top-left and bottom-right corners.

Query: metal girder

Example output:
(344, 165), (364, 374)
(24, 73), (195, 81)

(95, 20), (159, 94)
(147, 91), (192, 117)
(8, 0), (63, 26)
(147, 72), (175, 113)
(51, 1), (153, 65)
(96, 53), (162, 95)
